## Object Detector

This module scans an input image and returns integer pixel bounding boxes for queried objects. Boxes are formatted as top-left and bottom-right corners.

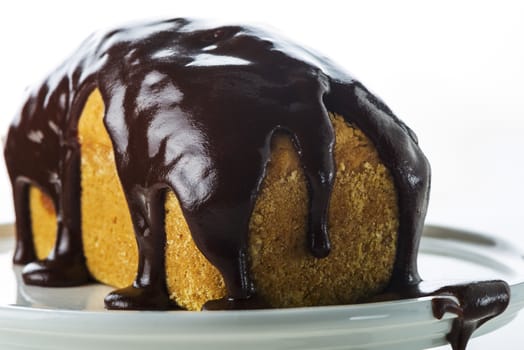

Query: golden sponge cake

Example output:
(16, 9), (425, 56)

(5, 18), (430, 312)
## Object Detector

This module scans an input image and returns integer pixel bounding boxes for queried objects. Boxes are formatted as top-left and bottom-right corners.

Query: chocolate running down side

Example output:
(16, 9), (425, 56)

(3, 18), (509, 349)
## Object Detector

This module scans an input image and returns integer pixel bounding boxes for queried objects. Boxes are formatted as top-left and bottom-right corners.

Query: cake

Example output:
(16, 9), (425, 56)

(3, 18), (510, 349)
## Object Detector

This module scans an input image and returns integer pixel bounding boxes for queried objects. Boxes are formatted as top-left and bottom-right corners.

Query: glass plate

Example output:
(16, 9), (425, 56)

(0, 224), (523, 350)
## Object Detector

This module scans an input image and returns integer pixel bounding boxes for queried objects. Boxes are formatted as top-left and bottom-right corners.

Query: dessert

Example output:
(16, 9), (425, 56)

(3, 18), (509, 349)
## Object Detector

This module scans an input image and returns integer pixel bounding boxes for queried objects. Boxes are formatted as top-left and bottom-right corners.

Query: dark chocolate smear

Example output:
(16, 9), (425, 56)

(371, 280), (510, 350)
(2, 18), (509, 348)
(432, 280), (510, 350)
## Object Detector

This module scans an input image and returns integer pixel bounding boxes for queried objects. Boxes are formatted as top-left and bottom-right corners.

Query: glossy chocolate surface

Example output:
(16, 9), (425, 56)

(3, 18), (509, 349)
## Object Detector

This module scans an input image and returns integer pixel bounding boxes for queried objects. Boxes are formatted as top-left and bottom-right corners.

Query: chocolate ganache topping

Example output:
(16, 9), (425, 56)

(3, 18), (509, 349)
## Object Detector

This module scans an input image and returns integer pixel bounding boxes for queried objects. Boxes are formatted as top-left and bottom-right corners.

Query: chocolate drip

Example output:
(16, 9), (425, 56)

(4, 70), (90, 286)
(2, 18), (510, 348)
(371, 280), (510, 350)
(104, 188), (177, 310)
(432, 281), (510, 350)
(12, 181), (36, 264)
(326, 81), (430, 286)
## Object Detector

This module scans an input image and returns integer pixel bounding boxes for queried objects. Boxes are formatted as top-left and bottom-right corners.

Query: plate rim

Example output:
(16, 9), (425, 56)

(0, 223), (523, 315)
(0, 223), (523, 349)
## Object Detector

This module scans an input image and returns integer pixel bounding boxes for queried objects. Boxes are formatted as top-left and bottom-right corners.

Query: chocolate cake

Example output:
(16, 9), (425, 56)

(3, 18), (509, 350)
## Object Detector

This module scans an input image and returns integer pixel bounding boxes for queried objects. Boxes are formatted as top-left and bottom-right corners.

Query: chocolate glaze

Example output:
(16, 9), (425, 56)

(432, 281), (510, 350)
(3, 18), (510, 348)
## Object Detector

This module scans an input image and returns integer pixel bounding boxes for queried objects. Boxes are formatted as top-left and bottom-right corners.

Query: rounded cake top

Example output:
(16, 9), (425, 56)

(4, 17), (430, 294)
(4, 19), (512, 350)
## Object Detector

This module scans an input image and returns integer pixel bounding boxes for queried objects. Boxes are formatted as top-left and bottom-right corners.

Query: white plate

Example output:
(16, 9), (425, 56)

(0, 224), (523, 350)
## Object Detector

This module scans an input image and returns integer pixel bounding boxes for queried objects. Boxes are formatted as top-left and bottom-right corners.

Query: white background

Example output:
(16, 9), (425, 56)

(0, 1), (523, 349)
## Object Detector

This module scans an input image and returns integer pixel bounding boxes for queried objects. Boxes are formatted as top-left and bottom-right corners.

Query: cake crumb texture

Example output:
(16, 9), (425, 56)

(29, 186), (57, 260)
